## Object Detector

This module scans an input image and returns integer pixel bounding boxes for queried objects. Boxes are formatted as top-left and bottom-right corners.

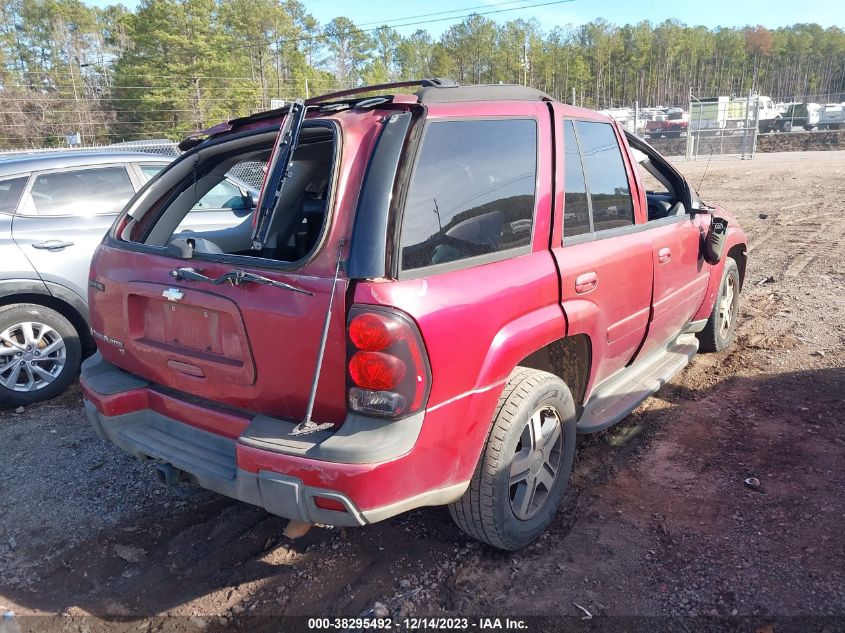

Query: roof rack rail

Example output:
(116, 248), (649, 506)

(305, 78), (457, 105)
(179, 78), (550, 151)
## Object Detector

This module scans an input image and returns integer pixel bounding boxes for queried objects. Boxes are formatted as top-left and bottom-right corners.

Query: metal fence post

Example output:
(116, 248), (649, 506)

(685, 87), (694, 160)
(751, 100), (761, 159)
(741, 90), (752, 160)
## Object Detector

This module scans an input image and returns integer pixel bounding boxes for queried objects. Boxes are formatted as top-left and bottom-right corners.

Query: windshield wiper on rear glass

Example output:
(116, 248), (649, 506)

(170, 267), (313, 296)
(251, 98), (307, 252)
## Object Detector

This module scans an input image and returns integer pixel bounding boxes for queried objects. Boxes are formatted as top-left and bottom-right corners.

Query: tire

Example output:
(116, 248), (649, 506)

(0, 303), (81, 406)
(697, 257), (740, 353)
(449, 367), (577, 550)
(782, 121), (793, 133)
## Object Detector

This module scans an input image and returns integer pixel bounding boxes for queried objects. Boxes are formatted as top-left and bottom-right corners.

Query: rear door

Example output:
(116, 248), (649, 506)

(0, 174), (47, 286)
(12, 164), (138, 300)
(89, 119), (359, 426)
(551, 113), (654, 392)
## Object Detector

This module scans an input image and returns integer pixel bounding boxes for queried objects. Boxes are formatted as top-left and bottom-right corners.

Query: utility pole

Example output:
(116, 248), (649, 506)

(521, 43), (529, 86)
(276, 39), (282, 99)
(69, 59), (85, 145)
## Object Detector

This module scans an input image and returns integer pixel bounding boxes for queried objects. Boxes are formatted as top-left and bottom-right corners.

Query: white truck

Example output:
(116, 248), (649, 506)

(780, 103), (822, 131)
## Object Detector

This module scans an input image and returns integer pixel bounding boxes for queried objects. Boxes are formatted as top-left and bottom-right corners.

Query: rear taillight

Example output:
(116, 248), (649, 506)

(346, 306), (431, 418)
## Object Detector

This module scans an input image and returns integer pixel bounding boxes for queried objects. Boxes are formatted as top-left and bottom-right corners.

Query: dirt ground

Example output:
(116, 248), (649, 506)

(1, 151), (843, 631)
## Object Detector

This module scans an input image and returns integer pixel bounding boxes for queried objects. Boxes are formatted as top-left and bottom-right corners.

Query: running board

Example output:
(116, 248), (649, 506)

(577, 333), (699, 434)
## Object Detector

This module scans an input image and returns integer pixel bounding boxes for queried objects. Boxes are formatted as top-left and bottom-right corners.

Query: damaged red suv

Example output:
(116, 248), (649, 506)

(81, 79), (747, 550)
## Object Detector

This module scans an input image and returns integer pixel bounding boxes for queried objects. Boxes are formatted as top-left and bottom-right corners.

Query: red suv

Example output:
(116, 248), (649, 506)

(81, 79), (747, 550)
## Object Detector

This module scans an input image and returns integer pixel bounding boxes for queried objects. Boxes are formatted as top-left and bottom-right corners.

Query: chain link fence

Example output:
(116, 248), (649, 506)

(0, 139), (267, 189)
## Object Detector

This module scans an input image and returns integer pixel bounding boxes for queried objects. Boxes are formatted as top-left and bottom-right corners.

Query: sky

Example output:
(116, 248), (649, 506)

(83, 0), (843, 33)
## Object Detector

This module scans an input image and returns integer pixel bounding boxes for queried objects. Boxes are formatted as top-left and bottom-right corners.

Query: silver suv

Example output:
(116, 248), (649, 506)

(0, 151), (258, 405)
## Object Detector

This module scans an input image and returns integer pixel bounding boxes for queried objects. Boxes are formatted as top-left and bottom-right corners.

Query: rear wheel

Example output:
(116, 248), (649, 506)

(449, 368), (577, 550)
(0, 303), (81, 406)
(697, 258), (740, 353)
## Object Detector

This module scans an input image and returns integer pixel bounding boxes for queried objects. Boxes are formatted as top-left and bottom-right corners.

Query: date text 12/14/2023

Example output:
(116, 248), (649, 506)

(306, 617), (529, 630)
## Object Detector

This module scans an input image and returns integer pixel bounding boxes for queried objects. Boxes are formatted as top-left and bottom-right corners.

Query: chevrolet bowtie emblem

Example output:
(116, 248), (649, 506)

(162, 288), (185, 302)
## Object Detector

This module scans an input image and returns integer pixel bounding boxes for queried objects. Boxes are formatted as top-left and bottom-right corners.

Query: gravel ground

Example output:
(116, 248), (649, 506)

(0, 150), (843, 631)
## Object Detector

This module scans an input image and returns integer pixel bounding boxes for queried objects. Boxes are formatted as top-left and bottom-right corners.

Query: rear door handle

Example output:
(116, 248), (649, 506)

(575, 271), (598, 294)
(658, 247), (671, 264)
(32, 240), (75, 251)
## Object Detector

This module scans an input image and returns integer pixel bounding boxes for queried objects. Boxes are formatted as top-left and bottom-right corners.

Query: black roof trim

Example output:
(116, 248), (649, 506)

(415, 83), (553, 104)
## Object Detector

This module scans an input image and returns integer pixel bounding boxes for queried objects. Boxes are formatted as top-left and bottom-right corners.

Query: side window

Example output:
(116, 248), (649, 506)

(400, 118), (537, 273)
(575, 121), (634, 232)
(562, 121), (591, 238)
(192, 178), (245, 210)
(139, 164), (167, 182)
(170, 161), (262, 237)
(636, 160), (669, 194)
(26, 166), (134, 217)
(0, 176), (29, 215)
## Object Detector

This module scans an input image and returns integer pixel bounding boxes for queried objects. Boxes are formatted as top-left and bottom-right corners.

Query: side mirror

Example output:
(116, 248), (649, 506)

(227, 194), (256, 212)
(703, 216), (729, 264)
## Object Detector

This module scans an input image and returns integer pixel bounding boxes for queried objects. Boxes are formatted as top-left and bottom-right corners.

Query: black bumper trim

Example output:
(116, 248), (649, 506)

(85, 400), (367, 526)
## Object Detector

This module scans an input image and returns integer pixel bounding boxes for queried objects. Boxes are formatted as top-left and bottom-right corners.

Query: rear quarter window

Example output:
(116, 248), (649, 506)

(0, 176), (28, 215)
(399, 118), (537, 274)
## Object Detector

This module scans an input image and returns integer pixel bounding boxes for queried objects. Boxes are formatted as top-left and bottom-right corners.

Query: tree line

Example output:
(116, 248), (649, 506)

(1, 0), (844, 148)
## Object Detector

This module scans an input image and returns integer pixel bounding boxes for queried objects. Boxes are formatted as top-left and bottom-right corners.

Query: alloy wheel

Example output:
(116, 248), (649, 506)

(0, 321), (67, 392)
(718, 273), (737, 339)
(509, 406), (564, 520)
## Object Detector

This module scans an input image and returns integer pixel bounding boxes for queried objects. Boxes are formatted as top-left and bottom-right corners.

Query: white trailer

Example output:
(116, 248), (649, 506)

(819, 103), (845, 130)
(690, 94), (781, 132)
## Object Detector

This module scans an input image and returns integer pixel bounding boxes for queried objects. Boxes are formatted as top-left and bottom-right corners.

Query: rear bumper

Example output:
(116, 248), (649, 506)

(81, 353), (476, 526)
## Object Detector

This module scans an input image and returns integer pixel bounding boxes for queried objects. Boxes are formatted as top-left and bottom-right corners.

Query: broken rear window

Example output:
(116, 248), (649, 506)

(123, 123), (336, 266)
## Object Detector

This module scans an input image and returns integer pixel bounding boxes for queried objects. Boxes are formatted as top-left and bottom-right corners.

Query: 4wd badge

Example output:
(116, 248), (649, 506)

(162, 288), (184, 302)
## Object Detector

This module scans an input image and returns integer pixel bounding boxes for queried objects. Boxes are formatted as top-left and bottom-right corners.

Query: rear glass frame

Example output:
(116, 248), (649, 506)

(394, 115), (540, 280)
(110, 119), (341, 273)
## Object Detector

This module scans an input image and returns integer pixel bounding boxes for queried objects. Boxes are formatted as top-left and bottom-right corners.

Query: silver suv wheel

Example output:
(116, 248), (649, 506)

(0, 304), (81, 406)
(0, 321), (67, 391)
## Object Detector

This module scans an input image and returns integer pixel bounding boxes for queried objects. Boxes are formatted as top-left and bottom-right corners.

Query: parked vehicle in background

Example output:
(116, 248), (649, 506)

(690, 94), (780, 132)
(818, 103), (845, 130)
(645, 108), (689, 138)
(779, 103), (822, 131)
(597, 107), (638, 133)
(82, 79), (748, 550)
(0, 151), (257, 405)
